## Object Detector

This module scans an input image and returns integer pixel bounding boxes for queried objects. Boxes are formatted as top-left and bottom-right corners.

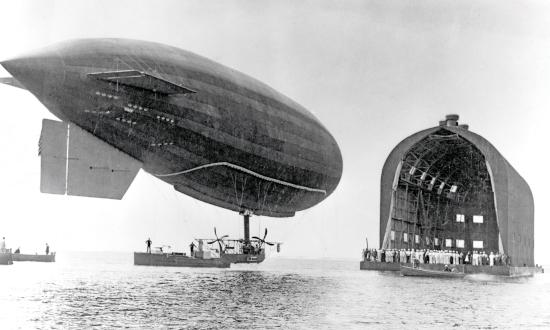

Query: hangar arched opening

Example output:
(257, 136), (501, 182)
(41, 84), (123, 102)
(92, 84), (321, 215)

(383, 127), (499, 253)
(379, 115), (534, 266)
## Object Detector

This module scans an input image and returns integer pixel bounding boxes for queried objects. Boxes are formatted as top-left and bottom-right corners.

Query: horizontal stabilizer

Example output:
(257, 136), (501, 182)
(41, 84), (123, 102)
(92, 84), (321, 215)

(0, 77), (26, 90)
(39, 119), (142, 199)
(87, 70), (195, 95)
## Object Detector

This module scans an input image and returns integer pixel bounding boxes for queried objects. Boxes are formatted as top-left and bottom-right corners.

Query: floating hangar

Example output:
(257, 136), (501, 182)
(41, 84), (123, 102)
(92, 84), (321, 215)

(380, 115), (534, 267)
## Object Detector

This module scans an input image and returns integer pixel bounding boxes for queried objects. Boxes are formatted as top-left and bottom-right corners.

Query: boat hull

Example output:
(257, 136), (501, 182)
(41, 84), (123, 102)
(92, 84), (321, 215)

(12, 253), (55, 262)
(0, 253), (13, 265)
(400, 265), (465, 278)
(134, 252), (230, 268)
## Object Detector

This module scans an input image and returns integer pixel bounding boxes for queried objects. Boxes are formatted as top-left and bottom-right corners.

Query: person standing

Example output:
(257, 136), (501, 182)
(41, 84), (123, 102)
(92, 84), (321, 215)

(0, 237), (5, 253)
(145, 238), (152, 253)
(189, 241), (196, 257)
(45, 243), (50, 255)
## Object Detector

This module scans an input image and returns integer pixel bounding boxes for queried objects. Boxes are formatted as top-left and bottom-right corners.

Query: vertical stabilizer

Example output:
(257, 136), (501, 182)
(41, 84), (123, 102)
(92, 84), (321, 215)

(39, 119), (142, 199)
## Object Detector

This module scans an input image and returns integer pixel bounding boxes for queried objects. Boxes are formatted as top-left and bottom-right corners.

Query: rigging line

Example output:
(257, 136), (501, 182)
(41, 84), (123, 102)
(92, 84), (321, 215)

(125, 54), (154, 74)
(261, 182), (273, 213)
(256, 181), (267, 212)
(115, 56), (141, 73)
(121, 55), (169, 90)
(231, 173), (240, 206)
(239, 175), (247, 207)
(64, 123), (71, 194)
(262, 182), (273, 213)
(153, 161), (327, 194)
(256, 181), (262, 210)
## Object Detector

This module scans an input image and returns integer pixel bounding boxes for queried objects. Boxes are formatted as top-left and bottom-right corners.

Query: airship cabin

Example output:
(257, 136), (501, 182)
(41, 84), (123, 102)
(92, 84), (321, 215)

(379, 115), (534, 267)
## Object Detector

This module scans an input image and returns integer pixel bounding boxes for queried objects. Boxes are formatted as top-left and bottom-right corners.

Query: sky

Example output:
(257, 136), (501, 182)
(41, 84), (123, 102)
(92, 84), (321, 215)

(0, 0), (549, 263)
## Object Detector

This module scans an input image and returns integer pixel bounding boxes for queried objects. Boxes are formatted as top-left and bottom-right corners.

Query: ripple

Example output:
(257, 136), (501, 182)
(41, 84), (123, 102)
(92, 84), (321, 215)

(0, 253), (549, 329)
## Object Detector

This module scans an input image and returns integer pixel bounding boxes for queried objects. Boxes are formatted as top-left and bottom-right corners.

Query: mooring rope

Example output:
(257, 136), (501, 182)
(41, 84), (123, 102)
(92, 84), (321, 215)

(153, 161), (327, 194)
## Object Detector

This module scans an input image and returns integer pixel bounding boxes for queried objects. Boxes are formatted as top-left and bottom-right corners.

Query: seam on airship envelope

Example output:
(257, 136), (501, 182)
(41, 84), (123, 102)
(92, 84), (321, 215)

(153, 162), (327, 194)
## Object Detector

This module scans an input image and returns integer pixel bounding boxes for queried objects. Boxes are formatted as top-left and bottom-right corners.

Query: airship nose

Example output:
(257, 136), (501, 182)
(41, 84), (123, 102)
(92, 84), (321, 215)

(2, 58), (47, 96)
(1, 53), (64, 97)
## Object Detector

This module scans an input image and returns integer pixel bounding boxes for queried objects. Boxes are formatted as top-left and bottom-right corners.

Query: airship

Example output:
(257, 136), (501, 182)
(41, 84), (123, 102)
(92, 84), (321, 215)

(0, 39), (343, 219)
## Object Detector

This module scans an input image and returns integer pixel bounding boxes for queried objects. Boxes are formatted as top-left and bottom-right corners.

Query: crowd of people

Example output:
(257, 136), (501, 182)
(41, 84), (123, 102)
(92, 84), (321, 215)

(363, 248), (510, 266)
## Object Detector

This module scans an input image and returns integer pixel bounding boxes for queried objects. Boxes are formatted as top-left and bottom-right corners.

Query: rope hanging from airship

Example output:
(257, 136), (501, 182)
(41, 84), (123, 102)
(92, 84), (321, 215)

(256, 180), (274, 215)
(153, 161), (327, 194)
(232, 173), (248, 207)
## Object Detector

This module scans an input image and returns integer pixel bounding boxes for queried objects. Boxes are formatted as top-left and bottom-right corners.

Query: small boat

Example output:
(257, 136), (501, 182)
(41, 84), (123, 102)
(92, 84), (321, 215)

(400, 265), (466, 278)
(12, 253), (56, 262)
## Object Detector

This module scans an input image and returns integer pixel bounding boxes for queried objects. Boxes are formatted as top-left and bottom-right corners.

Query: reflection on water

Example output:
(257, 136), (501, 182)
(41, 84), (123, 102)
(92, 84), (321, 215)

(0, 252), (549, 329)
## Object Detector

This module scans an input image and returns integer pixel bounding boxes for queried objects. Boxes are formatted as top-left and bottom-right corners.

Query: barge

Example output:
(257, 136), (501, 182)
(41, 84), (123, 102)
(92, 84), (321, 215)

(360, 260), (544, 277)
(134, 252), (230, 268)
(12, 253), (55, 262)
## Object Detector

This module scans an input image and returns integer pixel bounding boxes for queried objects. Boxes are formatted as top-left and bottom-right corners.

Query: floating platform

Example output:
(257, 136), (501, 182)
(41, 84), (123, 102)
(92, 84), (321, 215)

(12, 253), (56, 262)
(400, 265), (465, 278)
(0, 253), (13, 265)
(360, 260), (544, 277)
(134, 252), (230, 268)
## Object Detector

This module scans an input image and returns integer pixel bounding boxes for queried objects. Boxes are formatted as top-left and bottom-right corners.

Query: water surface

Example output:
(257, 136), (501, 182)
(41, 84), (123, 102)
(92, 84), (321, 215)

(0, 252), (548, 329)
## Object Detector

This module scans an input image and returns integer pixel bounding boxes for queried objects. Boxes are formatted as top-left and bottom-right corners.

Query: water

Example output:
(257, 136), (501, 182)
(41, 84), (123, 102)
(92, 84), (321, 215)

(1, 252), (549, 329)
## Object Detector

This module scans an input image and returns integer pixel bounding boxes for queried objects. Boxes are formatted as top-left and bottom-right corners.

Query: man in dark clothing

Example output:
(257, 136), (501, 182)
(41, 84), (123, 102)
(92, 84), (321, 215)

(146, 238), (152, 253)
(45, 243), (50, 255)
(189, 241), (196, 257)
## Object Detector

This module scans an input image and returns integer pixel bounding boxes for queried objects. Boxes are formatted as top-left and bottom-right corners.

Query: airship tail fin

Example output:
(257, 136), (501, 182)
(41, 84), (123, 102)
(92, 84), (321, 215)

(39, 119), (142, 199)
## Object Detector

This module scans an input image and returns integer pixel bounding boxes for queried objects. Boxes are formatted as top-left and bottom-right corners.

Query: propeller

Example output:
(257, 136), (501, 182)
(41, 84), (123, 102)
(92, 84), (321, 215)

(207, 227), (228, 252)
(252, 228), (275, 248)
